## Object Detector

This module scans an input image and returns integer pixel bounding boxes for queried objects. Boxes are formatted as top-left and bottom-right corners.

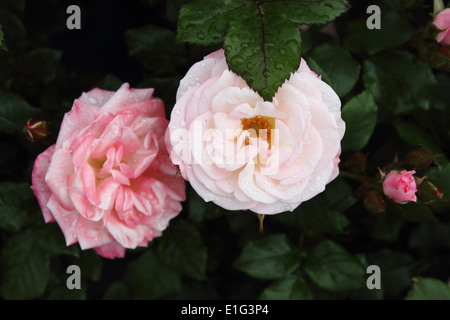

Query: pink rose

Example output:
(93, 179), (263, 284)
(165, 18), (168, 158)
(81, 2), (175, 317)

(165, 50), (345, 215)
(382, 170), (418, 204)
(434, 8), (450, 46)
(31, 83), (186, 259)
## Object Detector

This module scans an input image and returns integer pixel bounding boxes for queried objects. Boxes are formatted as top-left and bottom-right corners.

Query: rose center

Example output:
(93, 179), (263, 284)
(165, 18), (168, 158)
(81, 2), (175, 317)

(241, 116), (274, 147)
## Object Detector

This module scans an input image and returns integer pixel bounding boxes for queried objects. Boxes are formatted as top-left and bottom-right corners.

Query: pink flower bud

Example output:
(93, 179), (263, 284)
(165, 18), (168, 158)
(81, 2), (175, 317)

(23, 119), (49, 142)
(433, 8), (450, 46)
(382, 170), (418, 204)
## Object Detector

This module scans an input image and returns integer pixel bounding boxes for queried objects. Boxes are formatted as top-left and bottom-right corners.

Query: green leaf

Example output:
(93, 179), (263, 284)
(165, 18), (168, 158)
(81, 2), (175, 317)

(349, 254), (384, 300)
(363, 51), (436, 115)
(0, 24), (6, 51)
(405, 277), (450, 300)
(76, 250), (103, 282)
(368, 211), (405, 242)
(234, 234), (299, 280)
(427, 164), (450, 198)
(260, 275), (313, 300)
(396, 202), (436, 222)
(275, 196), (351, 237)
(165, 0), (192, 23)
(367, 249), (415, 298)
(177, 0), (349, 100)
(35, 223), (79, 257)
(341, 90), (378, 152)
(343, 5), (415, 54)
(0, 203), (29, 231)
(408, 221), (450, 255)
(125, 24), (187, 72)
(304, 240), (365, 292)
(176, 0), (244, 45)
(394, 122), (448, 166)
(0, 8), (26, 52)
(177, 0), (349, 45)
(156, 219), (208, 281)
(125, 251), (181, 299)
(224, 9), (301, 101)
(0, 90), (37, 134)
(16, 48), (61, 86)
(187, 185), (224, 222)
(46, 286), (86, 300)
(0, 181), (34, 231)
(304, 56), (332, 85)
(324, 177), (357, 212)
(102, 281), (130, 300)
(0, 229), (50, 299)
(433, 73), (450, 111)
(309, 43), (360, 97)
(261, 0), (349, 25)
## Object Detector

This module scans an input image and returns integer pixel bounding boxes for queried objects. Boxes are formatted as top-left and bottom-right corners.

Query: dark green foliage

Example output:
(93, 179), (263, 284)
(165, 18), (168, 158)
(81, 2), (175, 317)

(0, 0), (449, 302)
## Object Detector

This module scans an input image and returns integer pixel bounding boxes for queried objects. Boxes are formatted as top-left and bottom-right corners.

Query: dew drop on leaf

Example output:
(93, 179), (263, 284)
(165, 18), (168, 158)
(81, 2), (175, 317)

(275, 63), (284, 71)
(197, 32), (205, 40)
(230, 55), (244, 67)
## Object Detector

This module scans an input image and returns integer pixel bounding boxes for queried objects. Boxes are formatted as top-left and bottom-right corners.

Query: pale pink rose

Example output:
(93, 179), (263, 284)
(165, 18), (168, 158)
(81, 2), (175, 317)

(434, 8), (450, 46)
(31, 83), (186, 259)
(165, 50), (345, 214)
(382, 170), (418, 204)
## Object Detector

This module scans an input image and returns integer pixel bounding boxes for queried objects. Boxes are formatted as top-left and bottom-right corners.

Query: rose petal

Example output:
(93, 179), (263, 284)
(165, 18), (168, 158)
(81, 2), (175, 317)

(75, 216), (111, 250)
(94, 242), (126, 259)
(46, 195), (78, 246)
(31, 145), (56, 223)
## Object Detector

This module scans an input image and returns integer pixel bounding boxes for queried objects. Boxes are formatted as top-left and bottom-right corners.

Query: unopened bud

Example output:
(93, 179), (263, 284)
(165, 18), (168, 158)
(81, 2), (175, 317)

(23, 119), (49, 142)
(418, 180), (444, 203)
(346, 152), (367, 174)
(430, 46), (450, 72)
(406, 148), (437, 169)
(363, 190), (386, 215)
